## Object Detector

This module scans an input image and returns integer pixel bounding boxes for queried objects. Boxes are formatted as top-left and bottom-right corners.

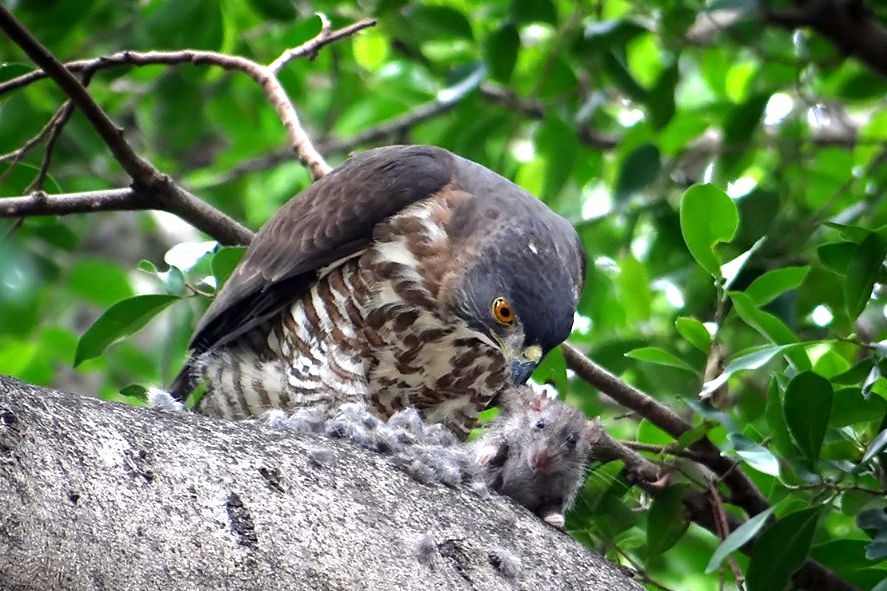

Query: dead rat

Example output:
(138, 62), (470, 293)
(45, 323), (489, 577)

(472, 385), (596, 528)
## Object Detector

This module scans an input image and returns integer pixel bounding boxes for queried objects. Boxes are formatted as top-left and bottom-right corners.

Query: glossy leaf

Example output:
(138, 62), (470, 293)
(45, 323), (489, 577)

(74, 295), (180, 367)
(701, 343), (807, 397)
(625, 346), (696, 372)
(860, 428), (887, 466)
(746, 507), (821, 591)
(844, 233), (887, 320)
(647, 484), (690, 556)
(680, 184), (739, 277)
(675, 316), (712, 353)
(706, 508), (774, 573)
(783, 372), (834, 463)
(745, 266), (810, 306)
(211, 247), (247, 289)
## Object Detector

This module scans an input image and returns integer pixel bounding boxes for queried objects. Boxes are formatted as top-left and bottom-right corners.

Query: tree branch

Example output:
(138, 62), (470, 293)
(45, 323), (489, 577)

(764, 0), (887, 77)
(0, 5), (253, 245)
(0, 375), (642, 591)
(562, 344), (769, 524)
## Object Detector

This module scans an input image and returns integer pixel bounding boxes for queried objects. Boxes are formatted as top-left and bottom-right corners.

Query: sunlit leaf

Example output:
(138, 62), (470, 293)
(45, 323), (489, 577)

(706, 508), (774, 573)
(680, 184), (739, 277)
(625, 346), (696, 372)
(745, 266), (810, 306)
(74, 295), (180, 367)
(675, 316), (712, 353)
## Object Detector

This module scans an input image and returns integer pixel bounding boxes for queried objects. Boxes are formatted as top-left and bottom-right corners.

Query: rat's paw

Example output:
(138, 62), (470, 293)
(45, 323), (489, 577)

(543, 513), (565, 529)
(475, 444), (500, 465)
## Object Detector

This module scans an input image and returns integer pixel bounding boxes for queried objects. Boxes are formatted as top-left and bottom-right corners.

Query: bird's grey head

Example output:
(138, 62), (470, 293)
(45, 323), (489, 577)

(446, 196), (586, 385)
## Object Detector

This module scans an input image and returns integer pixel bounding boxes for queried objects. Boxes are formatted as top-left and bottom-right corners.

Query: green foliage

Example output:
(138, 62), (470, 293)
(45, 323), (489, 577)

(2, 1), (887, 590)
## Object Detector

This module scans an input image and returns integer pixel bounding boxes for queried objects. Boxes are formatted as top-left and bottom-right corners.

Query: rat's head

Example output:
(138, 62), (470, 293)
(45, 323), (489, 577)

(521, 394), (593, 475)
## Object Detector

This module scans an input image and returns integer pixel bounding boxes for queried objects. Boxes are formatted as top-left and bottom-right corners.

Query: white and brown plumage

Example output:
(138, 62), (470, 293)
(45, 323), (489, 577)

(171, 145), (585, 437)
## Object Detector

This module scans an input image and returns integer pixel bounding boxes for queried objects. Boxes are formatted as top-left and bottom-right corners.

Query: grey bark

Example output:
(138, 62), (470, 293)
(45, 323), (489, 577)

(0, 375), (642, 591)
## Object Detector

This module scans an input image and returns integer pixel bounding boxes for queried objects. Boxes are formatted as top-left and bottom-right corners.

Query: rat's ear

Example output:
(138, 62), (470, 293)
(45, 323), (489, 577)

(583, 416), (602, 440)
(528, 395), (547, 412)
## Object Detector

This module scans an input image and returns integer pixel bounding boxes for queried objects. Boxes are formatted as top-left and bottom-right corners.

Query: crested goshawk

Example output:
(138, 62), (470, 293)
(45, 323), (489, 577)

(171, 145), (585, 437)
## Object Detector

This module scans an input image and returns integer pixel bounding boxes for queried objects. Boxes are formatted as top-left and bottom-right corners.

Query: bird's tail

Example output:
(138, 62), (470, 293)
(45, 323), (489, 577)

(168, 358), (197, 401)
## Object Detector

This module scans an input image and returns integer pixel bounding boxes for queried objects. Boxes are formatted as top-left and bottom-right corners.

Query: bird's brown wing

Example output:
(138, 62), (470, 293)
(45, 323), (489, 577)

(191, 145), (455, 352)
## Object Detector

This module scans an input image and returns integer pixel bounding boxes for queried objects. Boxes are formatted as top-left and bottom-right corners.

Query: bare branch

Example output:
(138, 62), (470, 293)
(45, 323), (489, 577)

(764, 0), (887, 78)
(0, 18), (374, 180)
(0, 188), (148, 217)
(561, 343), (772, 515)
(268, 18), (376, 74)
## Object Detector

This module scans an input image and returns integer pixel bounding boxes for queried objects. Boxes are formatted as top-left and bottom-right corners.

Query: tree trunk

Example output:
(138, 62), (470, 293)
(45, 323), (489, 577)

(0, 375), (641, 591)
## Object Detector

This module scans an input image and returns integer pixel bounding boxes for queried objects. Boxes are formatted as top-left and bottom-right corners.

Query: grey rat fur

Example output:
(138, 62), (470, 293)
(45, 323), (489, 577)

(473, 385), (595, 528)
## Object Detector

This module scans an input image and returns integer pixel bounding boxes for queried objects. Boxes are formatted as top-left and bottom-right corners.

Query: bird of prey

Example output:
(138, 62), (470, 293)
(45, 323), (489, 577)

(171, 145), (585, 437)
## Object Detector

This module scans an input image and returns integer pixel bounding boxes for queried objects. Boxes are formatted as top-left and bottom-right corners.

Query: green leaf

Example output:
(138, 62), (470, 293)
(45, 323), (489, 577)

(484, 24), (519, 83)
(706, 508), (774, 573)
(119, 384), (148, 401)
(730, 291), (798, 345)
(675, 316), (712, 353)
(0, 63), (31, 85)
(746, 507), (821, 591)
(860, 428), (887, 466)
(818, 242), (858, 275)
(831, 386), (887, 426)
(647, 484), (690, 555)
(511, 0), (557, 25)
(766, 378), (797, 459)
(74, 295), (180, 367)
(247, 0), (298, 21)
(701, 343), (807, 397)
(536, 115), (578, 201)
(745, 266), (811, 306)
(410, 5), (473, 40)
(533, 346), (569, 396)
(615, 143), (660, 200)
(647, 64), (679, 130)
(211, 247), (247, 289)
(285, 14), (322, 42)
(729, 433), (781, 476)
(680, 184), (739, 277)
(844, 232), (887, 320)
(616, 253), (651, 321)
(625, 346), (696, 373)
(783, 372), (834, 463)
(68, 259), (134, 307)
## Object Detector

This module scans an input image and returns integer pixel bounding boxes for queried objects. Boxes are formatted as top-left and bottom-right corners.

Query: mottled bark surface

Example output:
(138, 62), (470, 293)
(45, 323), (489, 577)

(0, 375), (641, 591)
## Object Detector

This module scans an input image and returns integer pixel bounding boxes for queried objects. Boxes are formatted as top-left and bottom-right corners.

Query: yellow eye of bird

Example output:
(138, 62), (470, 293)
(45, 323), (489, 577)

(492, 297), (515, 325)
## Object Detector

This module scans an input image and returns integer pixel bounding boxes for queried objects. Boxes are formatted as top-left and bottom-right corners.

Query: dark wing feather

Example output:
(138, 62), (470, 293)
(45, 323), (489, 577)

(191, 145), (454, 352)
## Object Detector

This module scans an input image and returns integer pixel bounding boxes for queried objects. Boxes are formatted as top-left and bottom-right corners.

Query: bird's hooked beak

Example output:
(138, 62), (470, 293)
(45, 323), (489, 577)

(507, 344), (542, 384)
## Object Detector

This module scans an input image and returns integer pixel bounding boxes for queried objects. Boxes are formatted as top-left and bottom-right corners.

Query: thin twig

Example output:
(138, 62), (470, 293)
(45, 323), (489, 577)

(708, 482), (747, 591)
(267, 18), (374, 74)
(0, 8), (370, 242)
(622, 441), (709, 463)
(0, 18), (375, 180)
